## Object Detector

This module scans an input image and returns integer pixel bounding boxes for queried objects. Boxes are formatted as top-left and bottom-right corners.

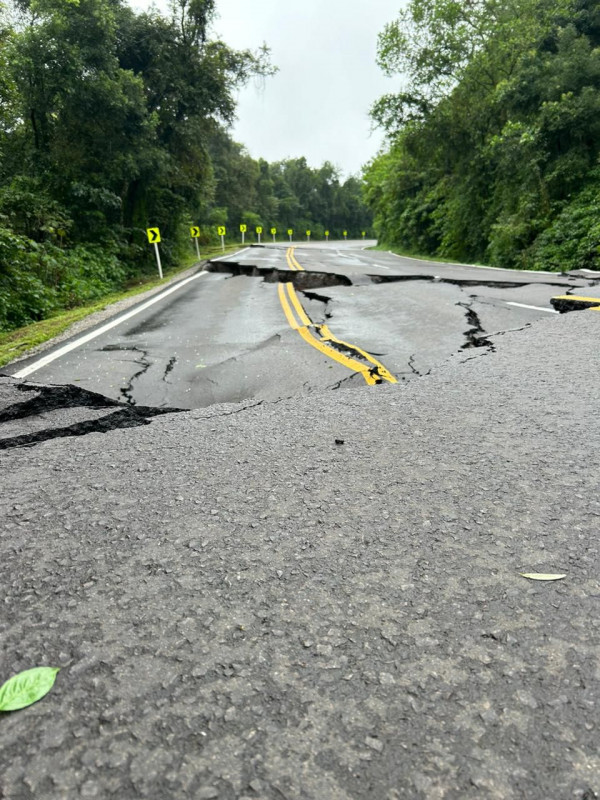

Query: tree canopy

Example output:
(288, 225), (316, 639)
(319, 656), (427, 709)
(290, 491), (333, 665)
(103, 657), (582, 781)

(0, 0), (371, 331)
(364, 0), (600, 271)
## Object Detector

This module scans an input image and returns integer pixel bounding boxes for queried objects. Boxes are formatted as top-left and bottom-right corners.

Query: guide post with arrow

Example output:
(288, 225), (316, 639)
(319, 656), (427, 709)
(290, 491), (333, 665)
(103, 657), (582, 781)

(146, 228), (163, 279)
(190, 226), (201, 259)
(217, 226), (226, 251)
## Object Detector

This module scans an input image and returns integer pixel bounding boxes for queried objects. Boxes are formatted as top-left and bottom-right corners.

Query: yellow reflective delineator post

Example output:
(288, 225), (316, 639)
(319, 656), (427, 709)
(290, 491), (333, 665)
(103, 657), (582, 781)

(306, 230), (311, 242)
(288, 228), (293, 242)
(362, 231), (366, 240)
(325, 230), (329, 242)
(147, 227), (161, 244)
(343, 230), (348, 241)
(217, 226), (226, 251)
(256, 226), (262, 244)
(190, 226), (201, 259)
(271, 227), (277, 242)
(147, 228), (163, 278)
(240, 224), (247, 244)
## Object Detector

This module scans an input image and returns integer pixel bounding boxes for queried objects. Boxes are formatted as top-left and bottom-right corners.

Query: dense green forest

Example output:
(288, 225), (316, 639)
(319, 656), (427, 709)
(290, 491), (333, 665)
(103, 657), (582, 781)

(364, 0), (600, 271)
(0, 0), (371, 332)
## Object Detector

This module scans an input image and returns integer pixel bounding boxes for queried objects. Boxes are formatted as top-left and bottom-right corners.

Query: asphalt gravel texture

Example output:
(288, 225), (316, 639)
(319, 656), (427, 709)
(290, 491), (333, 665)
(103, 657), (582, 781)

(0, 310), (599, 800)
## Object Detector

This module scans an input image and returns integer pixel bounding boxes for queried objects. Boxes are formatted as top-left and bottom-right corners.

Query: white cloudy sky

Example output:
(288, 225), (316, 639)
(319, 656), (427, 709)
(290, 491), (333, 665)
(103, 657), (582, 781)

(130, 0), (404, 176)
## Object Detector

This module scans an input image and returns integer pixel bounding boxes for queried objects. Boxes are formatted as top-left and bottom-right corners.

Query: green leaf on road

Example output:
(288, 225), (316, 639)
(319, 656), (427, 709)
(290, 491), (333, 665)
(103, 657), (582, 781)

(0, 667), (60, 712)
(520, 573), (566, 581)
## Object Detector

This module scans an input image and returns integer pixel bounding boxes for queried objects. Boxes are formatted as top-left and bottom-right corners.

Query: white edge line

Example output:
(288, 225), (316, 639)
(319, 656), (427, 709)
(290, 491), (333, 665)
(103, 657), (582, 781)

(210, 247), (252, 262)
(506, 302), (559, 314)
(13, 271), (208, 379)
(386, 250), (563, 276)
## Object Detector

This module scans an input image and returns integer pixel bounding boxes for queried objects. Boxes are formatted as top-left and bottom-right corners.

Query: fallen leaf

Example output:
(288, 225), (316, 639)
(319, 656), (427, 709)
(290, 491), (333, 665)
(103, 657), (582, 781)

(520, 573), (566, 581)
(0, 667), (60, 712)
(195, 364), (206, 369)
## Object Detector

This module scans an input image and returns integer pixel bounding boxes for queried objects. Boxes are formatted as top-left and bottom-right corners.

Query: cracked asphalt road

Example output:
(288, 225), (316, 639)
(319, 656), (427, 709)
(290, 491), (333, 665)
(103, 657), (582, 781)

(0, 307), (599, 799)
(6, 242), (598, 408)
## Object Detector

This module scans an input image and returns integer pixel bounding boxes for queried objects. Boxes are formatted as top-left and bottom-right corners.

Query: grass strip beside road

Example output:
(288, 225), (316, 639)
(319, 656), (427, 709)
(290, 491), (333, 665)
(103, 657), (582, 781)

(0, 245), (240, 369)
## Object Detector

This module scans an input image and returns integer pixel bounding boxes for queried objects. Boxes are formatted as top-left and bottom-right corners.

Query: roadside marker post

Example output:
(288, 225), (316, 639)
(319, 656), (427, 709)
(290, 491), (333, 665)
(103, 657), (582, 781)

(343, 230), (348, 241)
(271, 227), (277, 243)
(362, 231), (366, 240)
(288, 229), (293, 242)
(325, 230), (329, 242)
(306, 230), (311, 242)
(217, 225), (226, 251)
(240, 224), (247, 244)
(190, 226), (201, 260)
(256, 226), (262, 244)
(146, 227), (163, 279)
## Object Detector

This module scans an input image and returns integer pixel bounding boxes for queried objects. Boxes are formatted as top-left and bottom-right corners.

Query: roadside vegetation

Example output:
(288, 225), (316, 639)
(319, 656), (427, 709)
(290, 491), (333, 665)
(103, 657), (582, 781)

(0, 0), (372, 337)
(364, 0), (600, 271)
(0, 242), (241, 368)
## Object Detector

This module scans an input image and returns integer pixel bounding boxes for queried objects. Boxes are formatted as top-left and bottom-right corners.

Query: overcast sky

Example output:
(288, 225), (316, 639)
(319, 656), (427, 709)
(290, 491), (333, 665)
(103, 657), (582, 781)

(130, 0), (404, 177)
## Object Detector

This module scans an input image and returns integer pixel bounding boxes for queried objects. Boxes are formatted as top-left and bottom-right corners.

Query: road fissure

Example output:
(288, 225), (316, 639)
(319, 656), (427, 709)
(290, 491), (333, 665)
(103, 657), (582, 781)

(280, 248), (398, 386)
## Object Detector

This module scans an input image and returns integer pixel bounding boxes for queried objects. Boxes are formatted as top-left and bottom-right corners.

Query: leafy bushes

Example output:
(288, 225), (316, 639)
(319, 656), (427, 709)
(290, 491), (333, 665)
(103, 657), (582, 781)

(0, 228), (125, 330)
(365, 0), (600, 272)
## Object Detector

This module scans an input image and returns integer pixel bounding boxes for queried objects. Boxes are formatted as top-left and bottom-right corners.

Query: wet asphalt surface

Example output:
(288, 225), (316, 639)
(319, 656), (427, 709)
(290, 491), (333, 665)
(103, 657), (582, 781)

(6, 241), (598, 408)
(0, 247), (599, 799)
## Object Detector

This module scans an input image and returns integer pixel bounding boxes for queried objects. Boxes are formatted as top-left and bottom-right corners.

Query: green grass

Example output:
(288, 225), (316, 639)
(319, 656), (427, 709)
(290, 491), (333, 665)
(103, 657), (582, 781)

(0, 243), (240, 370)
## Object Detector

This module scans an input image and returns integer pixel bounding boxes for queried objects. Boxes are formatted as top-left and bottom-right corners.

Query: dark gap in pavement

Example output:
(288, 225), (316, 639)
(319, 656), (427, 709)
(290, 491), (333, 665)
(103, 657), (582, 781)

(300, 289), (333, 319)
(551, 297), (600, 313)
(0, 406), (178, 450)
(209, 259), (577, 292)
(206, 261), (352, 288)
(0, 382), (122, 423)
(163, 356), (178, 382)
(0, 379), (183, 449)
(457, 302), (496, 350)
(118, 347), (151, 405)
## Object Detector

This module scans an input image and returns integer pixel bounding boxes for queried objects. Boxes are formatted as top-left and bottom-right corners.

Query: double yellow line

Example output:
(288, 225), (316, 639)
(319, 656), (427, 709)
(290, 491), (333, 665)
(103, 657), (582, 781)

(278, 248), (397, 385)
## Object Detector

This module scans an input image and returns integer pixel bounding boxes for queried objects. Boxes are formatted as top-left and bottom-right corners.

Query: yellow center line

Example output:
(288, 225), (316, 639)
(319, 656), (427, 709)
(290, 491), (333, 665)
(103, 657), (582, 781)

(278, 248), (398, 385)
(277, 281), (300, 329)
(318, 324), (398, 384)
(285, 282), (312, 327)
(285, 246), (304, 271)
(285, 247), (300, 271)
(278, 283), (379, 385)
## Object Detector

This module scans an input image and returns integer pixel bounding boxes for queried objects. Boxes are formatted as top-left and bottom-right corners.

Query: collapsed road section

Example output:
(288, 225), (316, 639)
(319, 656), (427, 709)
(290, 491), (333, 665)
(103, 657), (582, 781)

(0, 378), (180, 450)
(0, 310), (598, 799)
(4, 243), (599, 411)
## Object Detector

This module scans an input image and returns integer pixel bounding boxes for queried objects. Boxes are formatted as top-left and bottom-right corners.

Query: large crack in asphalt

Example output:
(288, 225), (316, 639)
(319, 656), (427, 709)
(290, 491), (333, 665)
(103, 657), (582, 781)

(96, 343), (154, 406)
(0, 383), (121, 423)
(163, 356), (178, 383)
(456, 301), (496, 351)
(207, 260), (352, 289)
(4, 263), (591, 437)
(208, 258), (584, 292)
(0, 380), (181, 450)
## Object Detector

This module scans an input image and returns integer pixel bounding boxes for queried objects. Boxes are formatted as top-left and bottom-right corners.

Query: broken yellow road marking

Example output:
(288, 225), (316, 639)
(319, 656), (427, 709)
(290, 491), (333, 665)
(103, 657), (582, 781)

(277, 284), (379, 384)
(278, 248), (397, 385)
(551, 294), (600, 312)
